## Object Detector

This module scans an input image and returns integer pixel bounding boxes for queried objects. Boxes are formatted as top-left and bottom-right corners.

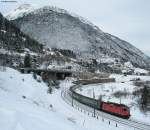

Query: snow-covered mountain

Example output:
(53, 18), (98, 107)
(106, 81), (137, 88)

(5, 4), (36, 20)
(6, 5), (150, 68)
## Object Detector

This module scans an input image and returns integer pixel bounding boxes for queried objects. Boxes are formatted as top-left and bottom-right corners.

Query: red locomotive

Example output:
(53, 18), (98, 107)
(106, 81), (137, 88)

(101, 101), (130, 119)
(70, 85), (131, 119)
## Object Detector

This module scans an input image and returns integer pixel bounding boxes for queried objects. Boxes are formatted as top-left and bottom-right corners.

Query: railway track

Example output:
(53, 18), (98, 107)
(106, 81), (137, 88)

(61, 87), (150, 130)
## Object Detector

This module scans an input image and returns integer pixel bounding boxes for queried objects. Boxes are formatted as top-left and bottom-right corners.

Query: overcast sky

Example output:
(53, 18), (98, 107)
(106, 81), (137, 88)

(0, 0), (150, 56)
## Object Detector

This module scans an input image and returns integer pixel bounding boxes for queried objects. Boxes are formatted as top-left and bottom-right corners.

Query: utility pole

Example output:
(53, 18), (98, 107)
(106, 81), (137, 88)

(71, 92), (74, 107)
(93, 88), (96, 117)
(120, 97), (121, 104)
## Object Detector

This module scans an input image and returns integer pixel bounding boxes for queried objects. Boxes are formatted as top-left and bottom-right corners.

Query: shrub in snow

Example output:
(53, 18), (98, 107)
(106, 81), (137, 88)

(49, 104), (53, 108)
(52, 80), (60, 89)
(0, 66), (6, 72)
(24, 53), (31, 68)
(37, 78), (42, 83)
(47, 80), (60, 89)
(133, 88), (142, 97)
(48, 86), (52, 94)
(140, 85), (150, 111)
(35, 75), (42, 83)
(22, 95), (26, 99)
(134, 80), (150, 87)
(113, 90), (130, 98)
(33, 72), (37, 80)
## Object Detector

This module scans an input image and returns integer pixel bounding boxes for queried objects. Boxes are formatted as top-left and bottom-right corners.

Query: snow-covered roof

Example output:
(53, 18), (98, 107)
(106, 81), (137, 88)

(134, 68), (148, 74)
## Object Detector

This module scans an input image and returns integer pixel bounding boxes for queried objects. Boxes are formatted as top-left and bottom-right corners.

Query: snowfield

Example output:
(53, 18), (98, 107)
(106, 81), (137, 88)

(0, 67), (130, 130)
(76, 74), (150, 124)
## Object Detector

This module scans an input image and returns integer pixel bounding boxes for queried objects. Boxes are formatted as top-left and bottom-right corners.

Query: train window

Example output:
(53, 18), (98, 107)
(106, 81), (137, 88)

(123, 108), (127, 111)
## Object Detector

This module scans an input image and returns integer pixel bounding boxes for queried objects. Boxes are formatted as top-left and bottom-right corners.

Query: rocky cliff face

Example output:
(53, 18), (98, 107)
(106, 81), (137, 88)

(7, 5), (150, 68)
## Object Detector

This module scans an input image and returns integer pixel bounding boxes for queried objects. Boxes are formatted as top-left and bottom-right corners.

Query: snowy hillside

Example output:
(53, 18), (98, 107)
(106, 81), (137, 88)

(7, 5), (150, 68)
(0, 68), (84, 130)
(0, 67), (130, 130)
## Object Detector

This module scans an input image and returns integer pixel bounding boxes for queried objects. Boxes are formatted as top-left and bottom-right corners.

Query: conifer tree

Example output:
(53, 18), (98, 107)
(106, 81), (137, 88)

(24, 53), (31, 68)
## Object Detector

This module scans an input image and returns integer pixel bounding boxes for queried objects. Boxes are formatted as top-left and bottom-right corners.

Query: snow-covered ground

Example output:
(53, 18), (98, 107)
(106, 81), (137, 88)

(0, 67), (131, 130)
(76, 74), (150, 124)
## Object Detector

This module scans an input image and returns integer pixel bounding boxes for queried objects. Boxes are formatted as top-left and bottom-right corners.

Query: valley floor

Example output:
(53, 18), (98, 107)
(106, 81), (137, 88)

(76, 74), (150, 124)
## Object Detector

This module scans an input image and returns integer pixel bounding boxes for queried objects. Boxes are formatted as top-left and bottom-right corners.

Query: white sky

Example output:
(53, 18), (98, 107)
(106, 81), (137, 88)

(0, 0), (150, 56)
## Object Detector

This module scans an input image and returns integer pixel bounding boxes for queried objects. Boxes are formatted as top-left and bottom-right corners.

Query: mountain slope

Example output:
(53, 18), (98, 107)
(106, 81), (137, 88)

(8, 5), (150, 68)
(0, 13), (45, 68)
(0, 13), (43, 53)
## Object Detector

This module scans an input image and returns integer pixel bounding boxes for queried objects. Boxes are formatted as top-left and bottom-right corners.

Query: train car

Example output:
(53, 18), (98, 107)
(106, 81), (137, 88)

(72, 91), (100, 109)
(101, 101), (130, 119)
(70, 84), (130, 119)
